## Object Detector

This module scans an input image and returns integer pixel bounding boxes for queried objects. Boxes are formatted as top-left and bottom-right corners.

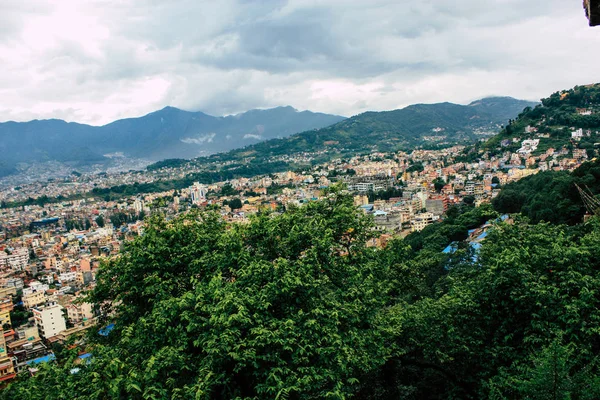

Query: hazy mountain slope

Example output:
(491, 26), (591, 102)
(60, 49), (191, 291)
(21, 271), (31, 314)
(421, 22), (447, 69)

(204, 97), (538, 165)
(468, 96), (538, 124)
(0, 107), (345, 177)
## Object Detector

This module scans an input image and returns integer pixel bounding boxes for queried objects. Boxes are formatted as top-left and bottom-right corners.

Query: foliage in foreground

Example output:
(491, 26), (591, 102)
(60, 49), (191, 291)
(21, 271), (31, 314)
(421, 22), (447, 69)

(4, 190), (600, 399)
(492, 159), (600, 225)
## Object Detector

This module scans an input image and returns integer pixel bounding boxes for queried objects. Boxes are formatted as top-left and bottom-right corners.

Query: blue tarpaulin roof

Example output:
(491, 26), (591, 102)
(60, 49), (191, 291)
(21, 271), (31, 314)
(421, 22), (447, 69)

(476, 231), (488, 240)
(27, 354), (56, 365)
(98, 324), (115, 336)
(442, 242), (459, 254)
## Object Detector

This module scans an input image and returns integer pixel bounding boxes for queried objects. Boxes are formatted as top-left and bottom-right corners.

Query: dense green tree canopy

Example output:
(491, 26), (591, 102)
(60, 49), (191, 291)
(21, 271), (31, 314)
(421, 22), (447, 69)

(492, 159), (600, 224)
(4, 189), (600, 399)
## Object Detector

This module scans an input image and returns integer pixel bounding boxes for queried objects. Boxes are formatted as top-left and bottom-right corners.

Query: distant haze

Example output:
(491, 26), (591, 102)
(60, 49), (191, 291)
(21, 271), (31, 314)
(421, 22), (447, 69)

(0, 1), (598, 125)
(0, 106), (345, 177)
(0, 96), (538, 178)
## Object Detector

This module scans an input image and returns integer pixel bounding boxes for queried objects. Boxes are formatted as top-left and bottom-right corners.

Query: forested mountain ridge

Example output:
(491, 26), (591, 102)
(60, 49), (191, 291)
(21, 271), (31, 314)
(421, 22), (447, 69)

(0, 96), (534, 181)
(0, 106), (345, 177)
(483, 83), (600, 156)
(198, 97), (537, 167)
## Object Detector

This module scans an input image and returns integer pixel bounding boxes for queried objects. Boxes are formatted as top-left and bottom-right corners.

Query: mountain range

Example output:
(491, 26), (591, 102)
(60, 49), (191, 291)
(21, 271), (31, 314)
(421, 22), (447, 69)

(0, 107), (344, 178)
(0, 97), (537, 178)
(203, 97), (538, 166)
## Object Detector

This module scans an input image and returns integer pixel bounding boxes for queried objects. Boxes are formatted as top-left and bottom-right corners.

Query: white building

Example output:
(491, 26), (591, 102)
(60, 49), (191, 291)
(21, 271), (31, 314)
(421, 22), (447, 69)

(0, 248), (29, 271)
(517, 139), (540, 154)
(133, 198), (145, 213)
(59, 272), (78, 284)
(22, 281), (49, 296)
(33, 304), (67, 339)
(190, 182), (207, 205)
(572, 128), (584, 140)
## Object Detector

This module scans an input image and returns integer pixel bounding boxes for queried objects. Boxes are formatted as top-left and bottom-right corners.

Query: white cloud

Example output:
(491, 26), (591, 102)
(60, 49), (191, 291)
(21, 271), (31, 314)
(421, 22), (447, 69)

(0, 0), (598, 125)
(181, 133), (216, 145)
(243, 134), (263, 140)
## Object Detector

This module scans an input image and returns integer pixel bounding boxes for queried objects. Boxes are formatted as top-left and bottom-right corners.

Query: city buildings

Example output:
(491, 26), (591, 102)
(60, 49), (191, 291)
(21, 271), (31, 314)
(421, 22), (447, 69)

(33, 304), (67, 339)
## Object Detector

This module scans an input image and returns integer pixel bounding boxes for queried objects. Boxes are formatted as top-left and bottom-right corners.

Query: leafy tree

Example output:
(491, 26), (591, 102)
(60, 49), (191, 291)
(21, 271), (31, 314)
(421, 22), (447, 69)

(6, 187), (600, 400)
(388, 219), (600, 398)
(492, 159), (600, 224)
(220, 183), (238, 196)
(3, 188), (387, 399)
(227, 198), (243, 210)
(95, 215), (105, 228)
(433, 178), (445, 193)
(406, 163), (424, 173)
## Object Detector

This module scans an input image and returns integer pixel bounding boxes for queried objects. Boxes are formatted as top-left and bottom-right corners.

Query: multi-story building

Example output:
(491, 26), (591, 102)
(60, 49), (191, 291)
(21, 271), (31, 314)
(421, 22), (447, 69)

(426, 198), (447, 216)
(9, 338), (50, 374)
(66, 302), (94, 324)
(411, 212), (439, 232)
(33, 304), (67, 339)
(23, 291), (46, 310)
(190, 182), (207, 205)
(58, 271), (77, 284)
(0, 297), (14, 327)
(0, 331), (16, 382)
(0, 248), (29, 271)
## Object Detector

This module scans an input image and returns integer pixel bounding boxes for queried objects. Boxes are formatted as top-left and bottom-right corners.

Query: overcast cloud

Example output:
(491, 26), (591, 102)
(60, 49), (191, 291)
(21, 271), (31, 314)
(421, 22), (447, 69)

(0, 0), (599, 125)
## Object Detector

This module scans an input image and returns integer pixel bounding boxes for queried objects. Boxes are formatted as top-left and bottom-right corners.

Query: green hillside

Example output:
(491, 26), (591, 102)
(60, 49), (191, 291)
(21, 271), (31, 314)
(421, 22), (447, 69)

(199, 97), (537, 168)
(492, 158), (600, 225)
(484, 84), (600, 156)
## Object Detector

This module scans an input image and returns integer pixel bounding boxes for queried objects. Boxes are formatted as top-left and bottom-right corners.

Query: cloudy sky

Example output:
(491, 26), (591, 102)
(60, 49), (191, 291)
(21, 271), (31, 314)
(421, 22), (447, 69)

(1, 0), (599, 125)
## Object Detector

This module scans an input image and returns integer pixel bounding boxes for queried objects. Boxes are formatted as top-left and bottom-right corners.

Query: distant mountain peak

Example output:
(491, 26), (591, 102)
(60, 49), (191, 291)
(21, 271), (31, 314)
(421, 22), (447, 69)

(0, 105), (345, 178)
(468, 96), (537, 106)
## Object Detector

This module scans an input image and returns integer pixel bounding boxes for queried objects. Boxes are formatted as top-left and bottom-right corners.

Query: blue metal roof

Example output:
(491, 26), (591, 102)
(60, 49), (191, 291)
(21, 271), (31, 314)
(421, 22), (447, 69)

(98, 324), (115, 337)
(360, 204), (374, 212)
(442, 242), (459, 254)
(27, 354), (56, 365)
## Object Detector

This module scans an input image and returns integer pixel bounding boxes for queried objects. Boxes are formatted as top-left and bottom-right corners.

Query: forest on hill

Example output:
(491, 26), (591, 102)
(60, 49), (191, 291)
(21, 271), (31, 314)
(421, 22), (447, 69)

(199, 97), (537, 168)
(484, 84), (600, 157)
(4, 184), (600, 399)
(493, 158), (600, 225)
